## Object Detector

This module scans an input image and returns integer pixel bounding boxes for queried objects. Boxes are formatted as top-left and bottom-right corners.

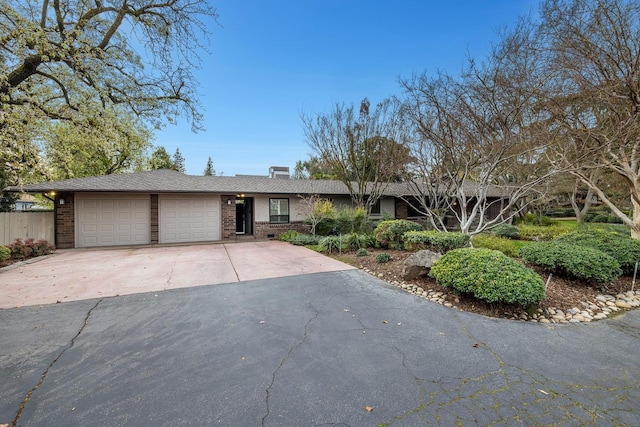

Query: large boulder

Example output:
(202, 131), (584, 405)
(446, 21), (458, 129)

(402, 250), (442, 280)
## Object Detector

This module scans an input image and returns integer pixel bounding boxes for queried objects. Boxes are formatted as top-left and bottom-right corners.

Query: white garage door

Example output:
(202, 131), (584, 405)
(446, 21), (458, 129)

(76, 194), (150, 248)
(159, 195), (220, 243)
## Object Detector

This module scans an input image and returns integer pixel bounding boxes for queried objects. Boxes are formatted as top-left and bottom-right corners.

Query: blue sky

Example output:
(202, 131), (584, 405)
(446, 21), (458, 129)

(156, 0), (540, 176)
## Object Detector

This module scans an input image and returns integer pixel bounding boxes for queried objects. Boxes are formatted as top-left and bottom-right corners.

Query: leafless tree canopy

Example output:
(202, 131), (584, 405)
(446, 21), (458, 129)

(302, 98), (414, 212)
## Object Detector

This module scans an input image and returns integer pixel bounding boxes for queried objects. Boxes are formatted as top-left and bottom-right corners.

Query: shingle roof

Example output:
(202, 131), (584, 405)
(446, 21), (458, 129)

(6, 169), (508, 198)
(6, 170), (353, 195)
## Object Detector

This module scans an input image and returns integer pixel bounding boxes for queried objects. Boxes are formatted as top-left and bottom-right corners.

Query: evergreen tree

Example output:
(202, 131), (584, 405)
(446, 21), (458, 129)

(203, 157), (216, 176)
(172, 148), (186, 173)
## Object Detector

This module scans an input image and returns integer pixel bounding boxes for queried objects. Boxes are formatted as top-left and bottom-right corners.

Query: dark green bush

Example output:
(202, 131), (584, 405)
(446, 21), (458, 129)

(279, 230), (299, 242)
(291, 234), (322, 246)
(491, 223), (520, 239)
(374, 220), (424, 249)
(0, 245), (10, 262)
(375, 252), (391, 263)
(429, 248), (545, 305)
(555, 229), (640, 274)
(403, 230), (470, 253)
(515, 213), (555, 226)
(519, 241), (621, 283)
(607, 215), (623, 224)
(356, 248), (368, 257)
(592, 214), (609, 223)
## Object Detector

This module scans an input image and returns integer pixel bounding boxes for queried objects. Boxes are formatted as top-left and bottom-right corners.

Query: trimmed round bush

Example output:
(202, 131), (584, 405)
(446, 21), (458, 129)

(375, 252), (391, 263)
(403, 230), (470, 253)
(519, 241), (621, 283)
(356, 248), (368, 257)
(491, 223), (520, 239)
(554, 229), (640, 274)
(429, 248), (545, 305)
(374, 220), (423, 249)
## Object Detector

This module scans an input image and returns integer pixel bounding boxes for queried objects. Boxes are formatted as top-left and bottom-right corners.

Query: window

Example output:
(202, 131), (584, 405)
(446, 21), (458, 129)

(269, 198), (289, 223)
(369, 199), (381, 215)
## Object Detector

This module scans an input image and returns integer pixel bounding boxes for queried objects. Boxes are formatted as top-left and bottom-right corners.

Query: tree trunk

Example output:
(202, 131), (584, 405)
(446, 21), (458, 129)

(632, 198), (640, 240)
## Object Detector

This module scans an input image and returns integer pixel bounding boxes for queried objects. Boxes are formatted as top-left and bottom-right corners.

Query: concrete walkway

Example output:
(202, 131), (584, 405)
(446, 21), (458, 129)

(0, 241), (355, 309)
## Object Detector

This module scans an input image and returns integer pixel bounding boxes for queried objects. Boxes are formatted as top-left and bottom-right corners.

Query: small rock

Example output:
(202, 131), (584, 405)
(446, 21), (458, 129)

(539, 318), (551, 324)
(615, 301), (631, 309)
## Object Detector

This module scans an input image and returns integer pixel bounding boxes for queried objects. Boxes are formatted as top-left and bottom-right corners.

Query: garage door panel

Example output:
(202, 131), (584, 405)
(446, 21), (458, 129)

(77, 194), (150, 248)
(159, 195), (220, 243)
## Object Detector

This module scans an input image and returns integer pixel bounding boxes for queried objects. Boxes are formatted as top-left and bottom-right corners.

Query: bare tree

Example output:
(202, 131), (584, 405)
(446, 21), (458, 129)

(301, 98), (413, 212)
(538, 0), (640, 237)
(400, 19), (558, 236)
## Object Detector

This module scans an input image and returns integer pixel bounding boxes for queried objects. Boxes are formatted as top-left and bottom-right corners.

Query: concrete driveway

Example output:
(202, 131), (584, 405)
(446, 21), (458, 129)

(1, 243), (639, 426)
(0, 241), (355, 309)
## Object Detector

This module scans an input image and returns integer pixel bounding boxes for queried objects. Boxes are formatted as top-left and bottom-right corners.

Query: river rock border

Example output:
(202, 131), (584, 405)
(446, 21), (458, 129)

(362, 267), (640, 323)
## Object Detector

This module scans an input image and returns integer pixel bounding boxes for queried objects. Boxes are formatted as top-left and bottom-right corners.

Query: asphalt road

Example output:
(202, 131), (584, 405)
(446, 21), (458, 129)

(2, 270), (639, 426)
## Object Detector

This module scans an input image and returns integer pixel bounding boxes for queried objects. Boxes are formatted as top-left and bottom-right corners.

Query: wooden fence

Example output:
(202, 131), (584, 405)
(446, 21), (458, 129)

(0, 212), (54, 246)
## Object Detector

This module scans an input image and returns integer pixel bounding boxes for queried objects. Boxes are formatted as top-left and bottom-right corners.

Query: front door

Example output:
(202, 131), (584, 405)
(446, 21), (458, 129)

(235, 197), (253, 234)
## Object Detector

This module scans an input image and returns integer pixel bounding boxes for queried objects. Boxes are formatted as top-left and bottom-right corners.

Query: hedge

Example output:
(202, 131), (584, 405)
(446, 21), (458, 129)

(403, 230), (470, 253)
(554, 229), (640, 274)
(519, 241), (621, 283)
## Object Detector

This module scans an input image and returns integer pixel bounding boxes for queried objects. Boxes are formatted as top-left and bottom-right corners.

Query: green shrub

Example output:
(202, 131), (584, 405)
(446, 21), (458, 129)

(0, 245), (10, 262)
(515, 213), (555, 226)
(356, 248), (368, 257)
(519, 241), (621, 283)
(545, 207), (575, 218)
(516, 224), (571, 241)
(279, 230), (299, 242)
(429, 248), (545, 305)
(592, 214), (609, 223)
(555, 229), (640, 274)
(375, 252), (391, 263)
(472, 234), (520, 258)
(346, 232), (376, 250)
(607, 214), (623, 224)
(291, 234), (321, 246)
(335, 207), (372, 234)
(403, 230), (470, 253)
(318, 236), (347, 253)
(374, 220), (424, 249)
(491, 223), (520, 239)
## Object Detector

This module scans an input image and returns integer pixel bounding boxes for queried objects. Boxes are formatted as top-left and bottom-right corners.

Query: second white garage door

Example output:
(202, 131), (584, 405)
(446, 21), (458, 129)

(159, 195), (221, 243)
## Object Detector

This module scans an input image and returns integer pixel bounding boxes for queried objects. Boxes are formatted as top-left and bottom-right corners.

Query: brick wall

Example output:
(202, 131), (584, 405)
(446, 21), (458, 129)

(55, 193), (75, 249)
(221, 195), (237, 239)
(254, 221), (308, 239)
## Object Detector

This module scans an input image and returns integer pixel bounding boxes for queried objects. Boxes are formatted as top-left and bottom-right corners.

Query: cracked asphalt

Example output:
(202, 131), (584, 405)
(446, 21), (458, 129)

(1, 269), (640, 426)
